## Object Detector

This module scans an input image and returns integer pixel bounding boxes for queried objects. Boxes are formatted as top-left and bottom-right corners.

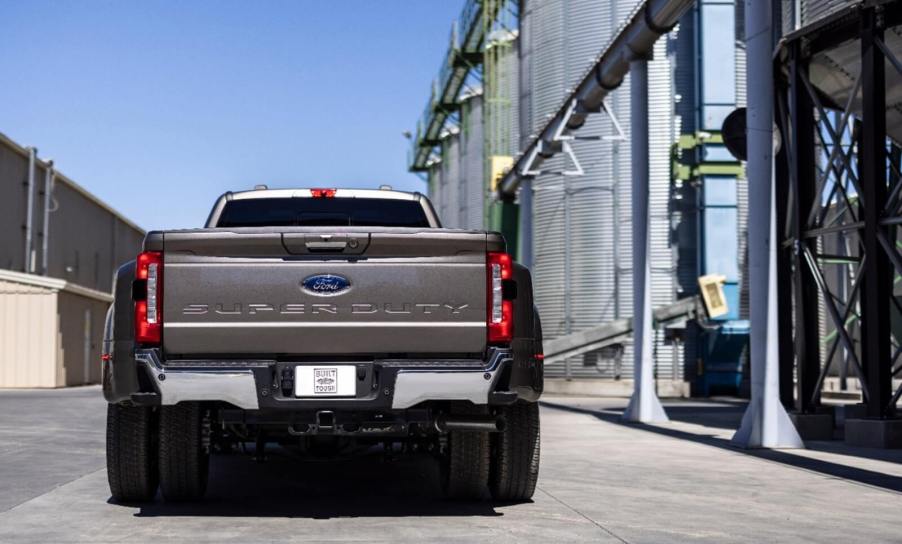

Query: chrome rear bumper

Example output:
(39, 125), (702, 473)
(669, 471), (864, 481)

(137, 351), (260, 409)
(135, 349), (511, 411)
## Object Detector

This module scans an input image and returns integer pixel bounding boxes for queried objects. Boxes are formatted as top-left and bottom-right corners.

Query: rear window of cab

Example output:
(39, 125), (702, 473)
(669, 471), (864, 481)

(216, 197), (432, 228)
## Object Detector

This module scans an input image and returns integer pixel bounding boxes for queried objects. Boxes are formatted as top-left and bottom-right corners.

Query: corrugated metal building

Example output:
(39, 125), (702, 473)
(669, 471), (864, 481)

(459, 91), (486, 230)
(0, 131), (144, 388)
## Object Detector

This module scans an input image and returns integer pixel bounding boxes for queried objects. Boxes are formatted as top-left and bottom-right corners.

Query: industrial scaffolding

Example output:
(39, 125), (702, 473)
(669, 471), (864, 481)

(775, 1), (902, 423)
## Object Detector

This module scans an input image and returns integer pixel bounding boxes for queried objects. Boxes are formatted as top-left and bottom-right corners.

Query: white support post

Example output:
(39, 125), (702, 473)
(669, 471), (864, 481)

(731, 0), (803, 448)
(624, 58), (668, 423)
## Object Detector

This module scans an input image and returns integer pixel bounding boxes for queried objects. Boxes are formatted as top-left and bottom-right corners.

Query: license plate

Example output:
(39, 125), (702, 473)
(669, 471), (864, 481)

(294, 366), (356, 397)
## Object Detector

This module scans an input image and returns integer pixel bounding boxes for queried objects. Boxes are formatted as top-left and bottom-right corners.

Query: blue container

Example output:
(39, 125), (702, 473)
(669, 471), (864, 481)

(697, 320), (749, 396)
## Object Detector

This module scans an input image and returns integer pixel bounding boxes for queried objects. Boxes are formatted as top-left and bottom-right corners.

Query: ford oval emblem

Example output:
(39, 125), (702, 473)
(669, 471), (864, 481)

(302, 274), (351, 296)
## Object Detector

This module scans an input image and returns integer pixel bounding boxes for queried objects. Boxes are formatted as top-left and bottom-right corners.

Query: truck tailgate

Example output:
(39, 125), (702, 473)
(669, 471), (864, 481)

(157, 228), (501, 356)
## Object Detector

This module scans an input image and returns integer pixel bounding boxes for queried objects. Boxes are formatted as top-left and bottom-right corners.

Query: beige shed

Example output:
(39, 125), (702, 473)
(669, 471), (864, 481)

(0, 268), (111, 388)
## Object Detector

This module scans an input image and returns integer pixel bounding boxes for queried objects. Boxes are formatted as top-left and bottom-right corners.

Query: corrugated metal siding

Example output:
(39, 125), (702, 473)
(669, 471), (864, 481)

(500, 37), (521, 157)
(460, 94), (486, 230)
(57, 292), (107, 386)
(519, 0), (534, 151)
(649, 38), (681, 380)
(800, 0), (849, 27)
(780, 0), (796, 35)
(526, 0), (678, 380)
(529, 0), (579, 377)
(735, 39), (750, 319)
(0, 272), (112, 388)
(0, 281), (59, 387)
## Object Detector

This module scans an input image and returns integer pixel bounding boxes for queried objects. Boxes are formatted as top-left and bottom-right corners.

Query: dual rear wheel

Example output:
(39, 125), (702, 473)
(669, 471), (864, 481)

(443, 401), (541, 502)
(107, 403), (209, 502)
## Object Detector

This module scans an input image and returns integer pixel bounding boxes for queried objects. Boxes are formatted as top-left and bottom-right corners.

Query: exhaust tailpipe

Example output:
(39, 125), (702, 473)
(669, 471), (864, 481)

(434, 415), (505, 433)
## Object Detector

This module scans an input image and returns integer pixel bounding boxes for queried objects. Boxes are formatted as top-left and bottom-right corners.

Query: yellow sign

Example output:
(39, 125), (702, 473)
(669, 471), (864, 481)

(698, 274), (729, 319)
(490, 155), (514, 191)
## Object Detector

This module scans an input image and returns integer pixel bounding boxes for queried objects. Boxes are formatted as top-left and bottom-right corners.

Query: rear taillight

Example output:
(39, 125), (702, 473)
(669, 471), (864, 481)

(487, 251), (514, 344)
(135, 251), (163, 345)
(310, 188), (336, 198)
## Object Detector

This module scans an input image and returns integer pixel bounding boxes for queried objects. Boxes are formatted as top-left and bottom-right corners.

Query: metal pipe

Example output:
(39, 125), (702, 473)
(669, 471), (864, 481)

(41, 160), (54, 276)
(24, 147), (36, 274)
(498, 0), (694, 197)
(623, 59), (668, 423)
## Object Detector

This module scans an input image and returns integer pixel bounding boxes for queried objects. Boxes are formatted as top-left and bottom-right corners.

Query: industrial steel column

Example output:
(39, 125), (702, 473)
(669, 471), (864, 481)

(624, 58), (668, 423)
(773, 107), (794, 409)
(788, 44), (821, 413)
(858, 8), (893, 419)
(732, 0), (803, 448)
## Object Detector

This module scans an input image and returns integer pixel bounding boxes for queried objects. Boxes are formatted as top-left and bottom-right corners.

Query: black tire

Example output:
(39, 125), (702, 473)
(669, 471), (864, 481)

(443, 406), (490, 500)
(159, 403), (209, 501)
(106, 403), (159, 502)
(490, 401), (540, 501)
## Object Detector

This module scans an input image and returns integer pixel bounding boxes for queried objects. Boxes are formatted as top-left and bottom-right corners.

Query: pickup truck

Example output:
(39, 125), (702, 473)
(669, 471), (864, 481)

(102, 187), (543, 502)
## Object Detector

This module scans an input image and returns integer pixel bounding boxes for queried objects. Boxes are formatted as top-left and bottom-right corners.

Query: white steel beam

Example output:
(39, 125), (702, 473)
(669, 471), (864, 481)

(623, 59), (668, 423)
(731, 0), (803, 449)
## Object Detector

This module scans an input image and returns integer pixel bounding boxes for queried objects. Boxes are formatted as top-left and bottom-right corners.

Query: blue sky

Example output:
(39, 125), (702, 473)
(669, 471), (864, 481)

(0, 1), (460, 230)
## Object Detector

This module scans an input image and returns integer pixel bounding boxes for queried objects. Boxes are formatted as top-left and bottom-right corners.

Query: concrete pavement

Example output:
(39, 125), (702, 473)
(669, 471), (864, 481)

(0, 388), (900, 543)
(0, 386), (107, 512)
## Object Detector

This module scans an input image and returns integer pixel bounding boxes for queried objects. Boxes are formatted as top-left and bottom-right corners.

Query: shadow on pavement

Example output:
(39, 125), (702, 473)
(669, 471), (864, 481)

(127, 447), (507, 519)
(540, 400), (902, 494)
(660, 402), (746, 431)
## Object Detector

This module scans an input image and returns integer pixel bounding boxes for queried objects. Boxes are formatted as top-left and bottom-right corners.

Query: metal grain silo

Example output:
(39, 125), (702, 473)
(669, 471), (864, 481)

(527, 0), (570, 376)
(494, 33), (520, 158)
(524, 0), (679, 382)
(459, 91), (485, 230)
(439, 129), (462, 228)
(428, 162), (445, 225)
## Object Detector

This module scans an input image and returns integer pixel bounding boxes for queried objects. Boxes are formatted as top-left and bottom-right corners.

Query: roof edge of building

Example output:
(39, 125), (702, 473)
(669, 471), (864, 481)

(0, 130), (145, 236)
(0, 268), (113, 303)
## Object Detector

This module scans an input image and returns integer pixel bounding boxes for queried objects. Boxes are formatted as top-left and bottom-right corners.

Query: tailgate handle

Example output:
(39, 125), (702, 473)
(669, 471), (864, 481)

(305, 240), (348, 252)
(282, 233), (368, 255)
